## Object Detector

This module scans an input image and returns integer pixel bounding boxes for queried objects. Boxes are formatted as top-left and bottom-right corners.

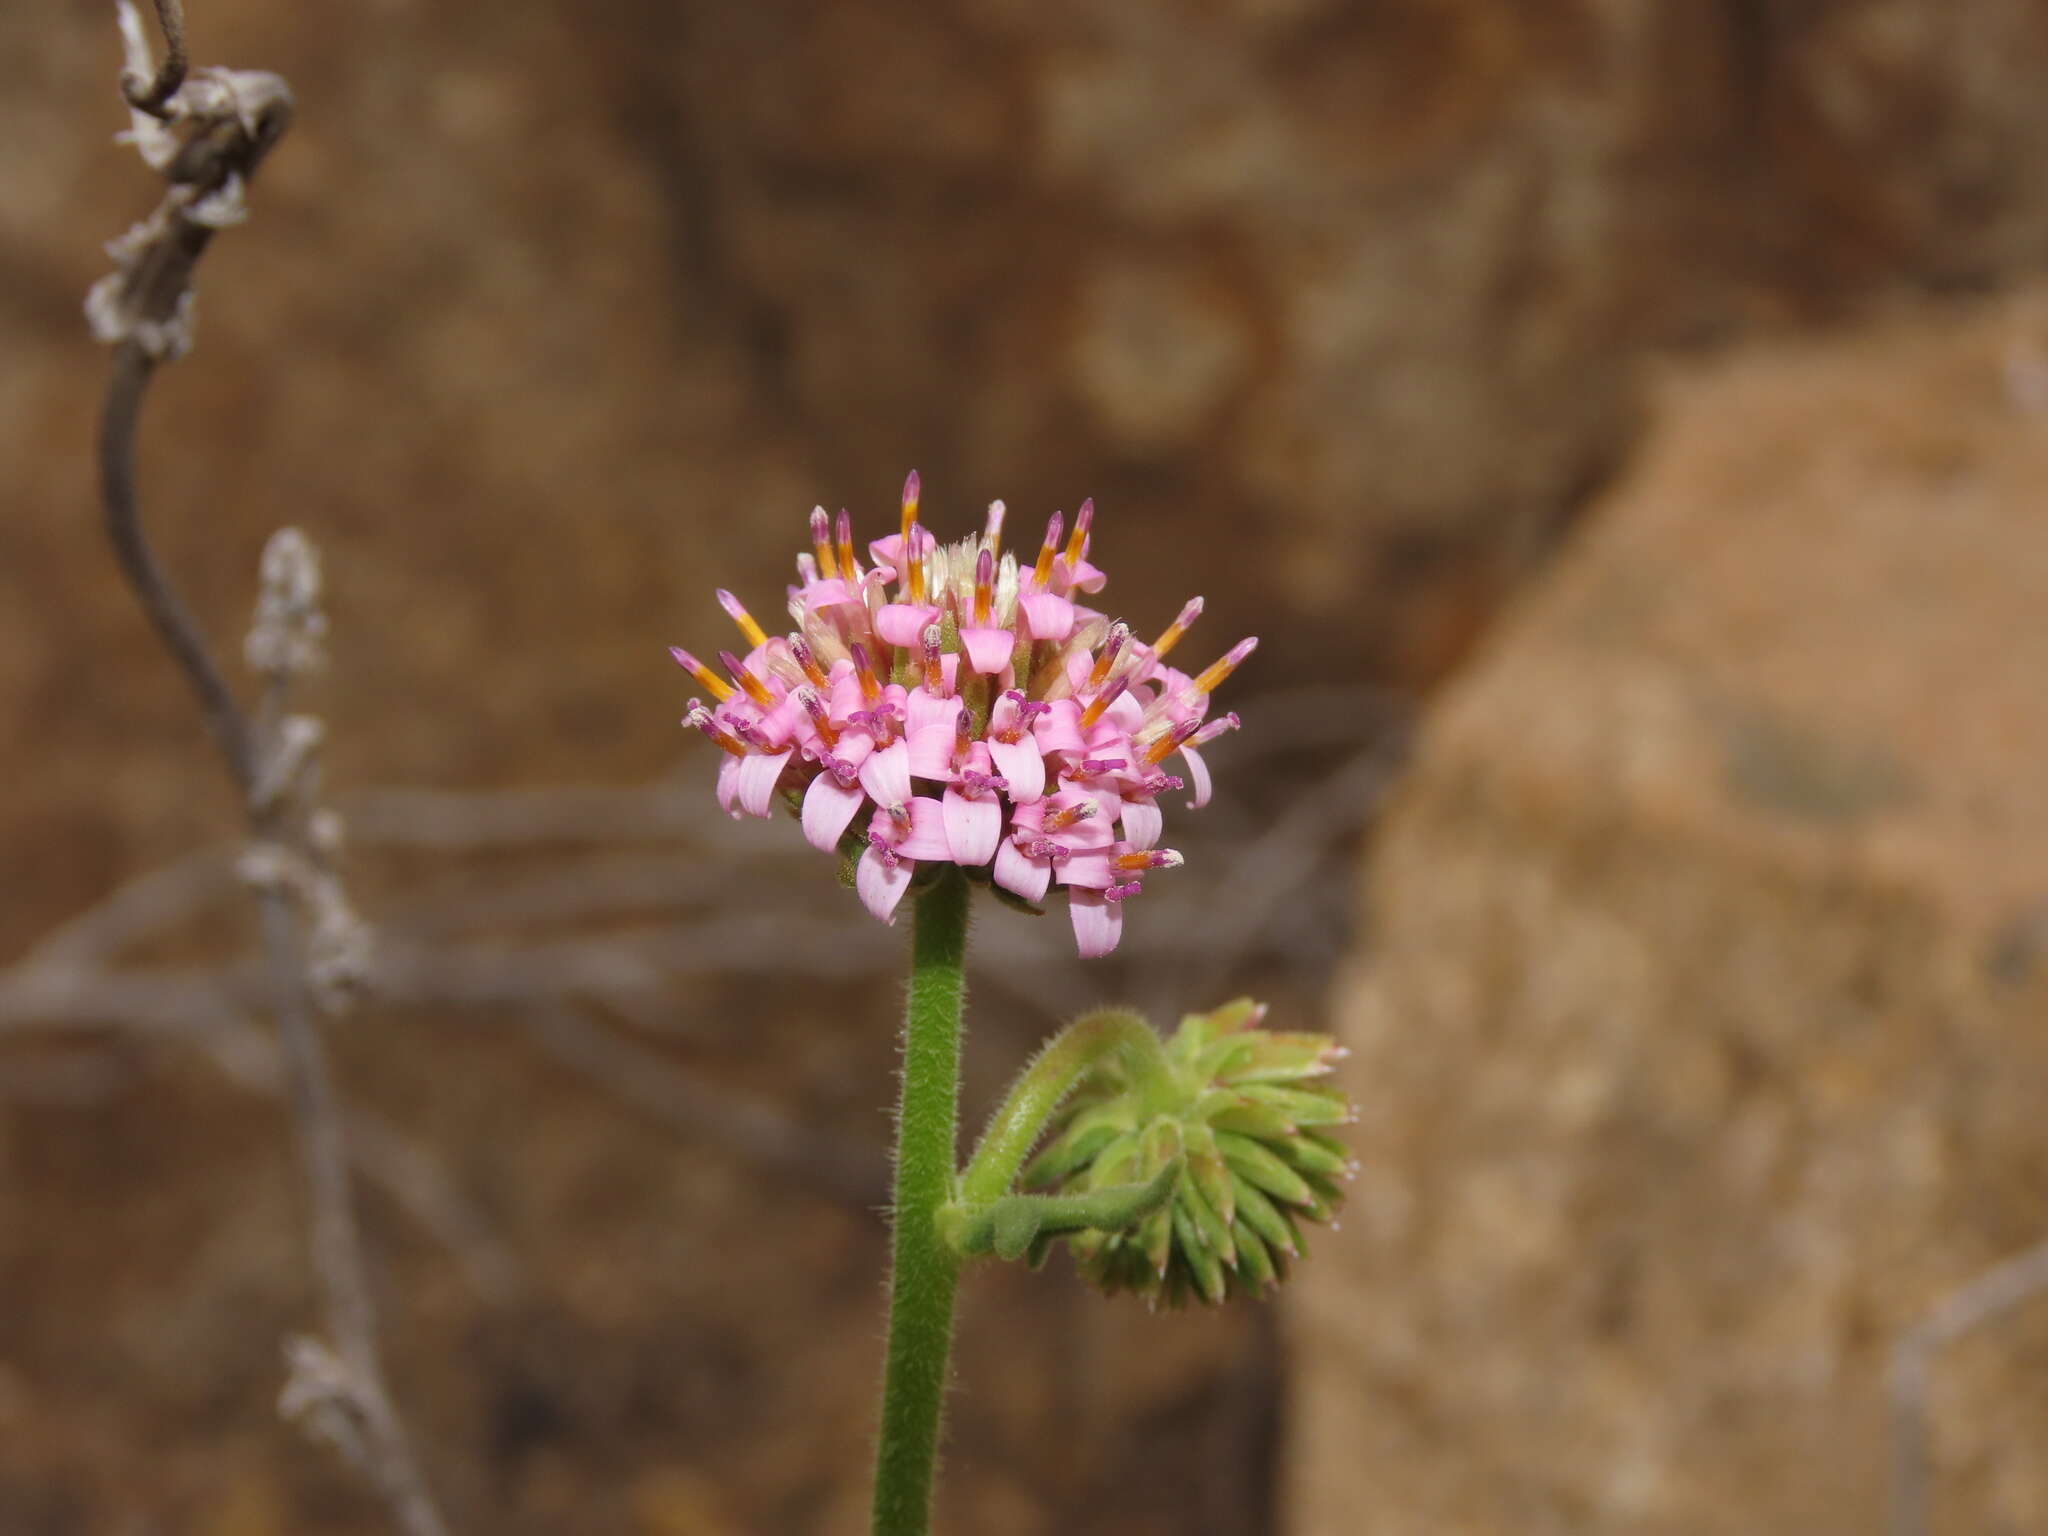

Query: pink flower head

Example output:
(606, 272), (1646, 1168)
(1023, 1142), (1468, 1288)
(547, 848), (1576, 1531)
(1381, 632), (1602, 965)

(672, 474), (1250, 957)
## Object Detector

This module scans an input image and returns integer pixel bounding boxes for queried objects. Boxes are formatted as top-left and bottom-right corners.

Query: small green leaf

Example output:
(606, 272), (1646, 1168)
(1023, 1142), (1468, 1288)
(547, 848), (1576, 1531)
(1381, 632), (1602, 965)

(1200, 1091), (1299, 1141)
(1138, 1202), (1173, 1280)
(1020, 1119), (1122, 1191)
(1233, 1221), (1278, 1292)
(1280, 1130), (1353, 1179)
(1174, 1201), (1228, 1304)
(1178, 1176), (1237, 1267)
(1241, 1083), (1353, 1129)
(1208, 1032), (1343, 1086)
(1229, 1171), (1300, 1257)
(1217, 1131), (1318, 1208)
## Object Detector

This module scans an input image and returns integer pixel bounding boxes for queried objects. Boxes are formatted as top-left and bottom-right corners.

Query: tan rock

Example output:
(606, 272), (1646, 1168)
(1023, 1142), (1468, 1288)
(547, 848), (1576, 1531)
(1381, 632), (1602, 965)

(1290, 289), (2048, 1534)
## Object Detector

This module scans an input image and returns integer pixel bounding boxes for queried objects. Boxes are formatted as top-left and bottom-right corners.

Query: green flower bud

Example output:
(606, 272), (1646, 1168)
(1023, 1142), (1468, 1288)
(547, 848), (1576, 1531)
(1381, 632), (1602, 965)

(1021, 998), (1354, 1308)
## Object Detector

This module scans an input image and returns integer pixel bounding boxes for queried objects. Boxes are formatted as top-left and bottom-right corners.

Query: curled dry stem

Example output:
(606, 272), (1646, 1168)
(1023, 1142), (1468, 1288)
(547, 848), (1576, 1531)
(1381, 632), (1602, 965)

(89, 10), (448, 1535)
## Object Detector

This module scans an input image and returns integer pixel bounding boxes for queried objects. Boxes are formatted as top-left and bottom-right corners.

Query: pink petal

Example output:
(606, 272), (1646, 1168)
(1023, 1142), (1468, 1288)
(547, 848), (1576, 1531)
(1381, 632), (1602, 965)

(961, 625), (1015, 675)
(993, 837), (1051, 904)
(942, 788), (1002, 866)
(876, 603), (943, 649)
(904, 689), (963, 738)
(802, 771), (867, 851)
(830, 732), (875, 771)
(987, 736), (1045, 802)
(794, 576), (862, 612)
(1056, 844), (1115, 889)
(716, 755), (743, 817)
(826, 660), (865, 716)
(1019, 591), (1075, 642)
(1069, 890), (1123, 957)
(735, 750), (794, 817)
(1121, 799), (1163, 850)
(1100, 693), (1144, 733)
(856, 846), (915, 922)
(907, 725), (958, 781)
(1033, 699), (1086, 754)
(904, 694), (964, 779)
(1180, 744), (1213, 809)
(759, 695), (805, 747)
(866, 528), (935, 580)
(897, 796), (953, 860)
(859, 741), (912, 809)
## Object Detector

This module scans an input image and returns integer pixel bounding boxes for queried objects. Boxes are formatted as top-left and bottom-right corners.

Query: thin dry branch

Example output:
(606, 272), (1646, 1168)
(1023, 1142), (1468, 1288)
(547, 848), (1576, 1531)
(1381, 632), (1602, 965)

(525, 1003), (886, 1207)
(119, 0), (188, 117)
(88, 10), (447, 1532)
(1890, 1233), (2048, 1536)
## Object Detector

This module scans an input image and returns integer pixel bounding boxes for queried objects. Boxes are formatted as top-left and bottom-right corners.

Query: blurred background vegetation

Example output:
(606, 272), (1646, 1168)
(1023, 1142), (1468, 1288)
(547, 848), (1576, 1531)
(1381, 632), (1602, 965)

(5, 2), (2048, 1532)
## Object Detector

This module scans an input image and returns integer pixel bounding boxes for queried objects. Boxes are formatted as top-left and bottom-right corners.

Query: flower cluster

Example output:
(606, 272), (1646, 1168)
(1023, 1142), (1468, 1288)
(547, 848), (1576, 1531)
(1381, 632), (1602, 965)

(1022, 999), (1354, 1307)
(672, 475), (1250, 957)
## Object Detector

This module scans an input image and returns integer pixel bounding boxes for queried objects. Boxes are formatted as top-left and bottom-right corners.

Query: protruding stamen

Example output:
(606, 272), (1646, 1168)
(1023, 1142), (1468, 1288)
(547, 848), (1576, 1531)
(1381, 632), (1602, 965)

(952, 707), (973, 763)
(846, 706), (899, 742)
(973, 547), (994, 626)
(1140, 717), (1202, 765)
(848, 641), (882, 705)
(719, 649), (776, 708)
(1032, 512), (1064, 588)
(1188, 636), (1257, 697)
(1077, 670), (1131, 729)
(885, 800), (913, 836)
(835, 509), (857, 578)
(983, 499), (1006, 555)
(1113, 848), (1183, 873)
(1188, 711), (1240, 748)
(715, 589), (769, 649)
(1041, 800), (1097, 833)
(1150, 597), (1203, 661)
(1065, 497), (1094, 562)
(900, 471), (921, 546)
(796, 686), (838, 747)
(1075, 757), (1128, 776)
(1084, 623), (1130, 693)
(810, 507), (839, 580)
(906, 521), (928, 604)
(921, 624), (947, 695)
(670, 647), (734, 703)
(683, 703), (749, 757)
(788, 636), (830, 691)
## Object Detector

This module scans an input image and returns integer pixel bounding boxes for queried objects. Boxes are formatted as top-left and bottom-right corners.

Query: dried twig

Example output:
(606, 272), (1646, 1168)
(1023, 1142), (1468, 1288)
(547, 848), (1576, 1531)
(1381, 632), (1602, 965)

(88, 9), (448, 1532)
(525, 1003), (886, 1207)
(118, 0), (188, 117)
(1891, 1233), (2048, 1536)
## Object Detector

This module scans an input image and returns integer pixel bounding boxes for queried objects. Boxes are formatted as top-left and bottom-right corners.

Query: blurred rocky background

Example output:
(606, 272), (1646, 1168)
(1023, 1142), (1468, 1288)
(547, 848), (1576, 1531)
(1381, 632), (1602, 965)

(4, 0), (2048, 1532)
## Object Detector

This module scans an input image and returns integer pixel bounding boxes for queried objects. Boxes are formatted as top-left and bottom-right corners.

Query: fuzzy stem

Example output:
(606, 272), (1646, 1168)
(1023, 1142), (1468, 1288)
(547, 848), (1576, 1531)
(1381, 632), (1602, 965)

(958, 1008), (1173, 1210)
(871, 869), (972, 1536)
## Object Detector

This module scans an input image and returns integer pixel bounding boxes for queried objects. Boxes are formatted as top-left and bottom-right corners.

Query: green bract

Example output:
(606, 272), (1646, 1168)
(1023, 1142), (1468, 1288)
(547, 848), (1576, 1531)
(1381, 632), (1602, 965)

(1021, 998), (1353, 1308)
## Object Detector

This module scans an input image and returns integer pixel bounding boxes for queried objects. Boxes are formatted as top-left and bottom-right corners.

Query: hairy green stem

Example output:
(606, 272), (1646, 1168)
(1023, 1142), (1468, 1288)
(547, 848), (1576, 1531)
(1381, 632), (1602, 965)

(959, 1008), (1174, 1210)
(871, 870), (972, 1536)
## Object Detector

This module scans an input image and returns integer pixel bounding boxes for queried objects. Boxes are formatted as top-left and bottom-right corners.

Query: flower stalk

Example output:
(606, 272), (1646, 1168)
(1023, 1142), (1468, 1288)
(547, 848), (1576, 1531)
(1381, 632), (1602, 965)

(958, 1009), (1173, 1210)
(871, 869), (972, 1536)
